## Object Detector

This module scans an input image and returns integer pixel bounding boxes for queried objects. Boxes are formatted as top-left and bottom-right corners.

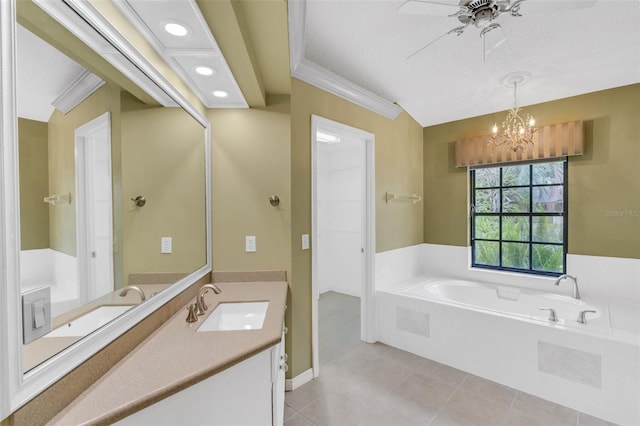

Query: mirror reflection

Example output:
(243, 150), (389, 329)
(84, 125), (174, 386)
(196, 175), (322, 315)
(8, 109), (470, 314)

(17, 18), (207, 372)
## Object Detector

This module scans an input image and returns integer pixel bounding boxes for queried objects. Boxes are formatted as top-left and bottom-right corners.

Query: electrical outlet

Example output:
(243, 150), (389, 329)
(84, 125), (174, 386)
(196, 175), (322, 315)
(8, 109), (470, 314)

(246, 236), (256, 252)
(161, 237), (172, 254)
(302, 234), (310, 250)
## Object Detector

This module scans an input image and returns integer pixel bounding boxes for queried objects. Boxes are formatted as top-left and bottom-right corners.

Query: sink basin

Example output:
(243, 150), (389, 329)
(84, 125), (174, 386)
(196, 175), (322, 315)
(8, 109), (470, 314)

(198, 301), (269, 331)
(46, 305), (133, 338)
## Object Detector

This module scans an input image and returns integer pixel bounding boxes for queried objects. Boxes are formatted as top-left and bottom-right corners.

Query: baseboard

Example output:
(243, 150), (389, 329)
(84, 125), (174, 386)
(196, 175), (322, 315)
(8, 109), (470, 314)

(285, 368), (313, 391)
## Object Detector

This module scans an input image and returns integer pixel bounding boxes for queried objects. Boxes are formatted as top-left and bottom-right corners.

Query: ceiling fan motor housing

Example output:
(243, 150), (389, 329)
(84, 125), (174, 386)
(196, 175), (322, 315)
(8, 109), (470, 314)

(460, 0), (500, 26)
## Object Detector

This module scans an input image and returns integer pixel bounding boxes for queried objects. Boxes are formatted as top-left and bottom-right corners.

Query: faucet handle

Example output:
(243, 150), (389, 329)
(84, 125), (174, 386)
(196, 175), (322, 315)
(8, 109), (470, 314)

(539, 307), (558, 322)
(577, 310), (597, 324)
(186, 304), (199, 323)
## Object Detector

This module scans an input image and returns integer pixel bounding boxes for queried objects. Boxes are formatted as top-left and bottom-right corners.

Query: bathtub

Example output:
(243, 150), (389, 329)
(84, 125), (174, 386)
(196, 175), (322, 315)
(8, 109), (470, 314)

(403, 279), (608, 333)
(376, 277), (639, 425)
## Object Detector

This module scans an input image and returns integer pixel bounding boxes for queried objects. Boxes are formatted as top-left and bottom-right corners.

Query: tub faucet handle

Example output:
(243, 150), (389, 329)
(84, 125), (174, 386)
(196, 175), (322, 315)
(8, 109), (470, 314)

(539, 307), (558, 322)
(577, 310), (597, 324)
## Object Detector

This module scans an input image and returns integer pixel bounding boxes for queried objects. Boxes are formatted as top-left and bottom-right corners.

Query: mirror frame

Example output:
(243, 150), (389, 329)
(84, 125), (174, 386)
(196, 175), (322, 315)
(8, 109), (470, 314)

(0, 0), (212, 417)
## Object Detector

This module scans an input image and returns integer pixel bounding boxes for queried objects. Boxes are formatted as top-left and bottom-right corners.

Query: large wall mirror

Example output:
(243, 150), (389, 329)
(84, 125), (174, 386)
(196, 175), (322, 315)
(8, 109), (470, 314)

(1, 0), (211, 415)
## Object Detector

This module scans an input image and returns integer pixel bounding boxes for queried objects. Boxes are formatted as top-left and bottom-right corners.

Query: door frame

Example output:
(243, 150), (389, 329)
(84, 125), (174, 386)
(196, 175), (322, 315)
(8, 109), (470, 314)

(310, 115), (376, 378)
(74, 112), (113, 303)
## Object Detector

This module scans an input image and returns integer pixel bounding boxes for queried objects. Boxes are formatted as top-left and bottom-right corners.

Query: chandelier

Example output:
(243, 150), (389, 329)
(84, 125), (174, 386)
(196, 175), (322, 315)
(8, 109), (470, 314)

(489, 73), (537, 152)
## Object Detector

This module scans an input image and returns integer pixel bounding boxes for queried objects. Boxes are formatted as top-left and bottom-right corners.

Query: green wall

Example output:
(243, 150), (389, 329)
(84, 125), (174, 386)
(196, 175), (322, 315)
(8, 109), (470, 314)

(47, 84), (122, 257)
(18, 118), (49, 250)
(121, 107), (207, 282)
(424, 83), (640, 259)
(290, 78), (424, 377)
(208, 96), (291, 274)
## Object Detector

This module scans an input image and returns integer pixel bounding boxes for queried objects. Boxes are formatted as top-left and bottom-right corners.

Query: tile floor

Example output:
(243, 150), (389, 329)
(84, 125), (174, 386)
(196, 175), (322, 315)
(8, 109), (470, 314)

(284, 291), (616, 426)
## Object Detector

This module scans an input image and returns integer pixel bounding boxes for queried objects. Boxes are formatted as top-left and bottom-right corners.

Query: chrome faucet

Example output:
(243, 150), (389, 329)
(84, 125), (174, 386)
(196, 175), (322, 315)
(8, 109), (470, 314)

(577, 310), (597, 324)
(553, 274), (580, 299)
(119, 285), (146, 302)
(196, 284), (222, 313)
(539, 307), (558, 322)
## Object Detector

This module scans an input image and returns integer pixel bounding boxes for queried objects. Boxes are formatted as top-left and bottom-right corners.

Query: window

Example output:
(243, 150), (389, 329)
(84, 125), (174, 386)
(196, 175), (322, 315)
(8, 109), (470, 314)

(470, 160), (567, 276)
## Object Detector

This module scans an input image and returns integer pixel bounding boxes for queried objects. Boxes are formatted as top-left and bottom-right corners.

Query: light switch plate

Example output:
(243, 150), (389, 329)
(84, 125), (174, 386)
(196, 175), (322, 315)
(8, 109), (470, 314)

(161, 237), (172, 254)
(302, 234), (310, 250)
(22, 286), (52, 344)
(246, 236), (256, 252)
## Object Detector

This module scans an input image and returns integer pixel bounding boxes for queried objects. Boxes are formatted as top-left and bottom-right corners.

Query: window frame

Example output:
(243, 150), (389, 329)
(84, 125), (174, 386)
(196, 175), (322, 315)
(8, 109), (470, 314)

(470, 159), (568, 277)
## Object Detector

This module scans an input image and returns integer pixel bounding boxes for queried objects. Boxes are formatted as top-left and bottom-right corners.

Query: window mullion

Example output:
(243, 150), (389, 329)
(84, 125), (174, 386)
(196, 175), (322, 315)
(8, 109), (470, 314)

(529, 164), (533, 272)
(499, 167), (503, 268)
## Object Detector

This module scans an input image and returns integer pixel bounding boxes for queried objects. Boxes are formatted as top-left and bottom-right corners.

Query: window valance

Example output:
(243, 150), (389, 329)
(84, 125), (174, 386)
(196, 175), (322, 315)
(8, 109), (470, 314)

(455, 120), (584, 168)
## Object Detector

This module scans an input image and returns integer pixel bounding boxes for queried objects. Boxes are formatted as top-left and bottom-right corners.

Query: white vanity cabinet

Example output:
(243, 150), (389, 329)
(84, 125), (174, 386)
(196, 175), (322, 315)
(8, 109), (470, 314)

(271, 331), (287, 426)
(116, 336), (286, 426)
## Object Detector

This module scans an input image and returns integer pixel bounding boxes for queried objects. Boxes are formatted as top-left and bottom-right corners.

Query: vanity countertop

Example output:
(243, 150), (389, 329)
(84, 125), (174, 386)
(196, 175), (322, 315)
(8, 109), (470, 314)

(47, 280), (288, 425)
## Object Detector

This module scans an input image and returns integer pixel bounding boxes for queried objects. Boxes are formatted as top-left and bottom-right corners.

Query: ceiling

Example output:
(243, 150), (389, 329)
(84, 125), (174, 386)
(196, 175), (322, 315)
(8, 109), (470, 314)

(296, 0), (640, 126)
(20, 0), (638, 127)
(114, 0), (291, 109)
(16, 23), (91, 122)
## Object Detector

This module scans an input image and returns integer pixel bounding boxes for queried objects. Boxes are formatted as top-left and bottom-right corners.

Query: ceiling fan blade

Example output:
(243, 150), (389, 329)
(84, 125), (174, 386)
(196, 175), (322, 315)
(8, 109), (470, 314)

(407, 24), (467, 59)
(513, 0), (597, 15)
(397, 0), (460, 15)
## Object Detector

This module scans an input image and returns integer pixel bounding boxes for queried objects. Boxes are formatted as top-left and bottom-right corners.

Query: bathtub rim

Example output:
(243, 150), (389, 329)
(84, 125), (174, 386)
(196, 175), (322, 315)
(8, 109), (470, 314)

(385, 277), (640, 347)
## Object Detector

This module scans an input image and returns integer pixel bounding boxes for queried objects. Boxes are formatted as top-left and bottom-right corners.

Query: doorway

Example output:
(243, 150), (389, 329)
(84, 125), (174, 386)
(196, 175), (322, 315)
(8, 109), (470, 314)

(311, 115), (375, 378)
(75, 112), (113, 303)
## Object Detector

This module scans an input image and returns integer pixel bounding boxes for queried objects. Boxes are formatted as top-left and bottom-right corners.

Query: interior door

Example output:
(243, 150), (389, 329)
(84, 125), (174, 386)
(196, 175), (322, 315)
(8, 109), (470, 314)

(75, 112), (113, 302)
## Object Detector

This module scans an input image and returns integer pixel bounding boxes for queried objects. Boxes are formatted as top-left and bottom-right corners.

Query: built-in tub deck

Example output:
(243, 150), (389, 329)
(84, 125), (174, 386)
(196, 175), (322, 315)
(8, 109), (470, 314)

(376, 276), (639, 425)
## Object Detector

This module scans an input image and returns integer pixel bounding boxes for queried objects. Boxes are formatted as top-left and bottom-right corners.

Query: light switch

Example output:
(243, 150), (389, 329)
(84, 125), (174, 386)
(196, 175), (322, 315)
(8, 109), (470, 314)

(161, 237), (172, 254)
(22, 287), (51, 344)
(32, 299), (45, 329)
(246, 236), (256, 252)
(302, 234), (310, 250)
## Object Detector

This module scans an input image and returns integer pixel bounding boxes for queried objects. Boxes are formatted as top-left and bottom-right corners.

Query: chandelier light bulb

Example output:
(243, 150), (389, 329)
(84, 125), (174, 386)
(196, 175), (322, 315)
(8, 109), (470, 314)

(529, 118), (535, 126)
(492, 124), (498, 134)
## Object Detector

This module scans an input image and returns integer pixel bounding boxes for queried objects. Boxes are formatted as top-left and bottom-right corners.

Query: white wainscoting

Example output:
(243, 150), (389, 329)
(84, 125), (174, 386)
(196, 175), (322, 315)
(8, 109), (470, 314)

(20, 249), (80, 317)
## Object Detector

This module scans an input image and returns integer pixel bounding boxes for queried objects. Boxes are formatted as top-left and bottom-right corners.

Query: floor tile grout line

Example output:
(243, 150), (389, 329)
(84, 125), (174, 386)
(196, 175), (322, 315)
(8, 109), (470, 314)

(425, 370), (469, 426)
(285, 388), (325, 416)
(296, 409), (320, 426)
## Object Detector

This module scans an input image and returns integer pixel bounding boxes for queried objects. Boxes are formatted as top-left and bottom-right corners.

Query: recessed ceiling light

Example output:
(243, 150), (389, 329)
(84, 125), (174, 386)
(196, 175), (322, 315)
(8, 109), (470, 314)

(195, 66), (214, 76)
(213, 90), (228, 98)
(164, 22), (189, 37)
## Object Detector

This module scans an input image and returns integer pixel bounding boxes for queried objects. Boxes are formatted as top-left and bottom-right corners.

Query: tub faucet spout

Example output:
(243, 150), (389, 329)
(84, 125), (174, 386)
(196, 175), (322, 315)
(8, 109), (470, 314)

(553, 274), (580, 300)
(119, 285), (146, 302)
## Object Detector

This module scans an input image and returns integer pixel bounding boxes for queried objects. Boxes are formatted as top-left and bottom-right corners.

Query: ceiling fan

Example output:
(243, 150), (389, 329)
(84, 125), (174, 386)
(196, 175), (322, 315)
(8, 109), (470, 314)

(401, 0), (597, 59)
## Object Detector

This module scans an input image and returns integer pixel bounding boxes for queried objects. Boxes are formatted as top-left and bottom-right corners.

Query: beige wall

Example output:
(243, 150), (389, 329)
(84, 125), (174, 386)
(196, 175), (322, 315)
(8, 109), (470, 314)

(290, 78), (423, 377)
(209, 95), (291, 273)
(121, 107), (207, 282)
(18, 118), (49, 250)
(424, 83), (640, 259)
(47, 84), (122, 257)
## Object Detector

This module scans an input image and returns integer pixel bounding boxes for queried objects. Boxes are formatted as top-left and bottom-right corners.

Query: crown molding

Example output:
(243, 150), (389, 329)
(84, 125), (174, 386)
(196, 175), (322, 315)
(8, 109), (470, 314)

(288, 0), (402, 120)
(51, 70), (105, 114)
(32, 0), (176, 107)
